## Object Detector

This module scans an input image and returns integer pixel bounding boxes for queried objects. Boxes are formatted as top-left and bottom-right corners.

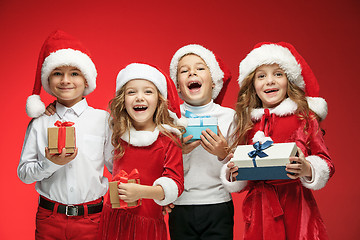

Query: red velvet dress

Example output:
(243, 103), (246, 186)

(241, 105), (335, 240)
(99, 129), (184, 240)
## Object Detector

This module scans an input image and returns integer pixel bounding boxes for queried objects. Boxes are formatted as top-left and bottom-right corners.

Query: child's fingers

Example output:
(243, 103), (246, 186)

(200, 134), (214, 150)
(183, 135), (194, 144)
(204, 128), (219, 141)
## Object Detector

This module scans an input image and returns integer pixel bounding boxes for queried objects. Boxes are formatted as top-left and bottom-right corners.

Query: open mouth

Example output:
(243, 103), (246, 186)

(264, 89), (279, 94)
(133, 105), (148, 112)
(187, 81), (202, 91)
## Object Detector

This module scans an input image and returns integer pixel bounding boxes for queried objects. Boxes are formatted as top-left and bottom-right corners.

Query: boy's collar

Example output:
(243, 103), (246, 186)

(56, 98), (88, 119)
(183, 99), (215, 114)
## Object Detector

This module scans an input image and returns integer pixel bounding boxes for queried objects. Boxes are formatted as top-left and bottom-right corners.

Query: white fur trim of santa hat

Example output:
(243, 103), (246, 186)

(116, 63), (167, 98)
(220, 163), (248, 193)
(169, 44), (224, 99)
(153, 177), (179, 206)
(239, 44), (304, 90)
(41, 48), (97, 96)
(300, 155), (330, 190)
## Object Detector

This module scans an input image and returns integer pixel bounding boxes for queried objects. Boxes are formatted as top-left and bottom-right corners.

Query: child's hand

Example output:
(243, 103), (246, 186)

(44, 101), (56, 116)
(200, 127), (228, 159)
(286, 147), (312, 179)
(45, 147), (78, 165)
(227, 160), (238, 181)
(162, 203), (175, 215)
(118, 182), (143, 203)
(182, 135), (201, 154)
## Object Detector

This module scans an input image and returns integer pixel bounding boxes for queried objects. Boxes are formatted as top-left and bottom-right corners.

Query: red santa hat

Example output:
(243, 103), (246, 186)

(116, 63), (183, 124)
(238, 42), (327, 120)
(26, 30), (97, 118)
(169, 44), (231, 104)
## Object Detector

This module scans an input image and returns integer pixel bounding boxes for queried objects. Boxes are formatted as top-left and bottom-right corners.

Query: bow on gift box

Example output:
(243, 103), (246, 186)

(248, 140), (273, 167)
(54, 121), (74, 153)
(113, 169), (141, 209)
(185, 110), (210, 127)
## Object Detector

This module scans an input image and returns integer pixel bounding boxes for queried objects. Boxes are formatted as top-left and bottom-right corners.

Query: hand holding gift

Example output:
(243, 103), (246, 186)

(286, 147), (312, 179)
(200, 126), (229, 160)
(109, 169), (142, 209)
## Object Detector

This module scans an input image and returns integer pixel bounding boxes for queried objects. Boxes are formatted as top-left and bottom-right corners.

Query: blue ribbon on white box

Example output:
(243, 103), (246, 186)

(248, 140), (274, 167)
(185, 110), (210, 127)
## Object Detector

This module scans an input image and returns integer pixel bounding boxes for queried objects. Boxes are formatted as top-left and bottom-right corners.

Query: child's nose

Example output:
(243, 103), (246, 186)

(189, 68), (197, 76)
(135, 93), (144, 101)
(266, 76), (275, 84)
(61, 74), (71, 84)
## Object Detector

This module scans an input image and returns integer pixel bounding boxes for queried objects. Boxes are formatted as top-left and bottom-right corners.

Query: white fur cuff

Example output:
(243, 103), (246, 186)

(220, 163), (247, 193)
(300, 155), (330, 190)
(153, 177), (179, 206)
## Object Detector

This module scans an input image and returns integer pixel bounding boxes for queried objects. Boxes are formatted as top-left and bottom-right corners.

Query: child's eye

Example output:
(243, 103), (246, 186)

(180, 69), (188, 74)
(71, 72), (80, 76)
(126, 90), (135, 95)
(197, 67), (205, 71)
(145, 90), (153, 94)
(52, 71), (62, 76)
(257, 74), (265, 79)
(275, 72), (283, 77)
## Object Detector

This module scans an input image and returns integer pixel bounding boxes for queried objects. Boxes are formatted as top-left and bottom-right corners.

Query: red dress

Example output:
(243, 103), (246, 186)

(99, 127), (184, 240)
(223, 99), (335, 240)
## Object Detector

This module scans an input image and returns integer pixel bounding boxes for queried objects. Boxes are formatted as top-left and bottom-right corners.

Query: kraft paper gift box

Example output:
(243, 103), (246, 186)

(183, 111), (218, 141)
(109, 169), (142, 209)
(48, 121), (76, 154)
(231, 141), (298, 181)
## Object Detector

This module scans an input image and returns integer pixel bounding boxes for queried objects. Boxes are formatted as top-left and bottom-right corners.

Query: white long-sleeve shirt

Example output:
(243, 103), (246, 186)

(174, 100), (235, 205)
(18, 99), (113, 205)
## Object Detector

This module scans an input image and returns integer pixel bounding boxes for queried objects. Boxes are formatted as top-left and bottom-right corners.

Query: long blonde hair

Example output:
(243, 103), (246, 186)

(109, 84), (184, 159)
(229, 69), (317, 150)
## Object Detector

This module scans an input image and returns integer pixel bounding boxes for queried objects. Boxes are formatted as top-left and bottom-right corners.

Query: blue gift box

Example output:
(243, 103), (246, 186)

(231, 142), (298, 181)
(183, 111), (218, 141)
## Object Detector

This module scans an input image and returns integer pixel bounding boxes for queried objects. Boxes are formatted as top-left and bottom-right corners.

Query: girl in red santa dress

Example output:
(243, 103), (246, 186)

(99, 63), (184, 240)
(221, 42), (335, 240)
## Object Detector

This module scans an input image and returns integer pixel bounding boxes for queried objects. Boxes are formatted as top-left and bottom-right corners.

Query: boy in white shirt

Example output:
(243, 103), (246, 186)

(168, 44), (235, 240)
(18, 30), (113, 240)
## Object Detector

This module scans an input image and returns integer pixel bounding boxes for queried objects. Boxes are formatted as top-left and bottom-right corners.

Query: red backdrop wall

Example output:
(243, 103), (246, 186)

(1, 0), (359, 239)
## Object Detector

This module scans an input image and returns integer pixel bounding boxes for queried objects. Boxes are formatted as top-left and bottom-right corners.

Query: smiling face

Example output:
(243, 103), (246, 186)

(177, 54), (214, 106)
(48, 66), (88, 107)
(124, 79), (159, 131)
(254, 64), (288, 108)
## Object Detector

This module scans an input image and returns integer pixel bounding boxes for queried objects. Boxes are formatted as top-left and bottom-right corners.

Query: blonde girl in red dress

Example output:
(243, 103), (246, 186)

(99, 63), (184, 240)
(221, 42), (335, 240)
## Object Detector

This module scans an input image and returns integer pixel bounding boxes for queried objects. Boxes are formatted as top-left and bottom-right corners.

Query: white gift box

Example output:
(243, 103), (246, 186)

(231, 142), (298, 180)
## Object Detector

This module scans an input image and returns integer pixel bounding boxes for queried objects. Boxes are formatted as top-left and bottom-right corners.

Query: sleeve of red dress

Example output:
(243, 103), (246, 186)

(153, 136), (184, 206)
(299, 118), (335, 190)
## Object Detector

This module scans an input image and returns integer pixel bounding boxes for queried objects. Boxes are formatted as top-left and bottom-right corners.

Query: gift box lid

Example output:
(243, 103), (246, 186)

(187, 116), (218, 126)
(231, 142), (298, 168)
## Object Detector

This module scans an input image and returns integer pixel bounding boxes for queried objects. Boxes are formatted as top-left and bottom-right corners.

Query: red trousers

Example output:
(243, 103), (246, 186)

(35, 197), (102, 240)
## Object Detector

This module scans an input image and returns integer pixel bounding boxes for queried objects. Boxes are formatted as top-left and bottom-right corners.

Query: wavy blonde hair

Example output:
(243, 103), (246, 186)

(229, 69), (318, 150)
(109, 84), (184, 159)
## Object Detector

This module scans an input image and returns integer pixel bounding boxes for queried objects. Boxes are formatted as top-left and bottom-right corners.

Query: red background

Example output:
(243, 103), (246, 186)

(1, 0), (359, 239)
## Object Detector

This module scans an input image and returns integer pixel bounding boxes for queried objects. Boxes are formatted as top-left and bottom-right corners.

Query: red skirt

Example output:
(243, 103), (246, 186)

(99, 202), (167, 240)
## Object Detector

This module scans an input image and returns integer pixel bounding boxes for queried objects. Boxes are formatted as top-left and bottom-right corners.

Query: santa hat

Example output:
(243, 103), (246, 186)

(26, 30), (97, 118)
(116, 63), (184, 125)
(169, 44), (231, 104)
(238, 42), (327, 120)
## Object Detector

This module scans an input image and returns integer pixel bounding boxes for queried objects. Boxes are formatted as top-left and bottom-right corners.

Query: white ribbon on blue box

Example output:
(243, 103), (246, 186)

(183, 111), (218, 141)
(231, 142), (298, 180)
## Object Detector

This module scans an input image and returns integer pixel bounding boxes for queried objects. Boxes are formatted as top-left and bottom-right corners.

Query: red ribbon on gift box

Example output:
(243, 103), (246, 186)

(113, 169), (141, 209)
(54, 121), (74, 153)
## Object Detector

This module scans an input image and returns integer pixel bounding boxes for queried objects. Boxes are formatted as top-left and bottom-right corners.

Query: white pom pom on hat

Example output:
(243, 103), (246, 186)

(238, 42), (328, 120)
(169, 44), (231, 105)
(26, 30), (97, 118)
